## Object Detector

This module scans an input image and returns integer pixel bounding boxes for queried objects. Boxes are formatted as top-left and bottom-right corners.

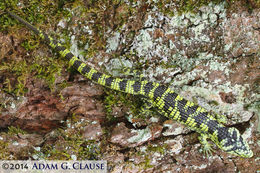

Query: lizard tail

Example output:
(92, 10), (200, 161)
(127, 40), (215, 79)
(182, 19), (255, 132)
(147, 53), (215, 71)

(6, 11), (41, 35)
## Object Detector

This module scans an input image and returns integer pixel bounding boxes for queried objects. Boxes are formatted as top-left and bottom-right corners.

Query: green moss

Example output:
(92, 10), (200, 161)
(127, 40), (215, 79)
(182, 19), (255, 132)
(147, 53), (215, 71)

(142, 155), (154, 169)
(154, 0), (259, 16)
(134, 144), (168, 169)
(146, 144), (167, 155)
(7, 126), (27, 135)
(30, 56), (66, 92)
(0, 140), (13, 159)
(21, 39), (40, 51)
(1, 60), (29, 96)
(38, 139), (100, 160)
(104, 88), (148, 123)
(103, 92), (122, 121)
(0, 127), (27, 159)
(0, 55), (65, 95)
(153, 0), (222, 16)
(1, 1), (43, 28)
(227, 0), (260, 11)
(33, 124), (101, 160)
(104, 90), (130, 121)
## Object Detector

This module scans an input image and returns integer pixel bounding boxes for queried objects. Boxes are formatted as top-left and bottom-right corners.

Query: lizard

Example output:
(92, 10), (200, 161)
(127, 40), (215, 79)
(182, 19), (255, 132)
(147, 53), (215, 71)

(6, 10), (253, 158)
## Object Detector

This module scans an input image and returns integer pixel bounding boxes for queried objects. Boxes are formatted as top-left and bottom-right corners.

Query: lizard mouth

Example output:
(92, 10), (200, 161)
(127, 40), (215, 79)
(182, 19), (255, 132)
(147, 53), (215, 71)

(234, 149), (253, 158)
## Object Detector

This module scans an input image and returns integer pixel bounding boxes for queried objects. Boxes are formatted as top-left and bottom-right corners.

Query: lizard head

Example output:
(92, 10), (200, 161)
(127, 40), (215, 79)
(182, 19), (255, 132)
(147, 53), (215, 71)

(217, 127), (253, 158)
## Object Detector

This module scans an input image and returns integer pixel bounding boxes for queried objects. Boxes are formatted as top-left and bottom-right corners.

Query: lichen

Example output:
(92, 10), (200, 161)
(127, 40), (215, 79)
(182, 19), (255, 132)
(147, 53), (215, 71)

(127, 127), (152, 144)
(106, 32), (121, 53)
(32, 119), (102, 160)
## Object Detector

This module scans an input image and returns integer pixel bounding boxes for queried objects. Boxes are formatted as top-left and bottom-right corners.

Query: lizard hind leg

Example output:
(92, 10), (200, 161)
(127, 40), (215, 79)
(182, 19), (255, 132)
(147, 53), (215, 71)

(131, 97), (157, 119)
(141, 97), (153, 109)
(138, 98), (154, 116)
